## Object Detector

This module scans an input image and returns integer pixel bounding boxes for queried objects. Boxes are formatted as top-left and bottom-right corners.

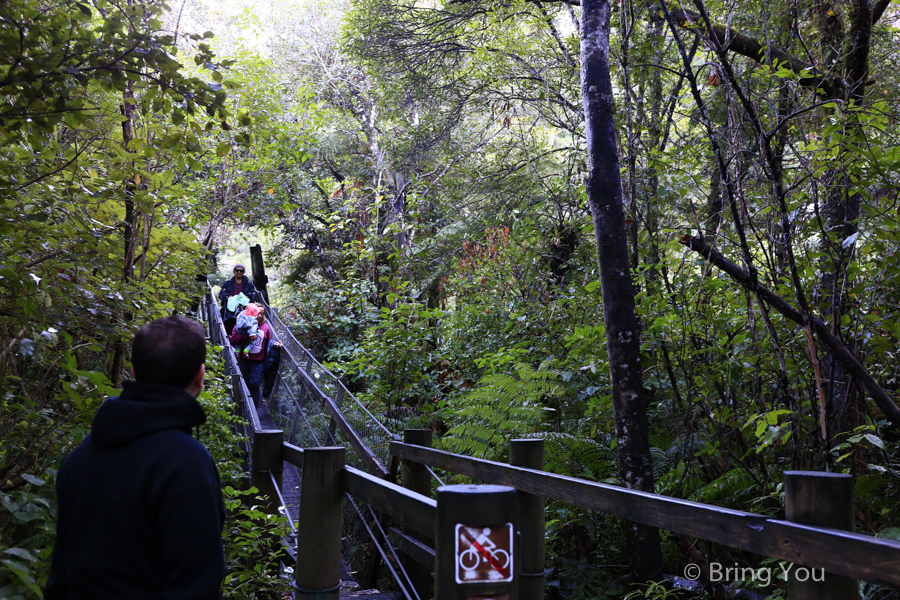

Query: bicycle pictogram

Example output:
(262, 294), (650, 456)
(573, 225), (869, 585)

(454, 523), (514, 583)
(459, 527), (511, 572)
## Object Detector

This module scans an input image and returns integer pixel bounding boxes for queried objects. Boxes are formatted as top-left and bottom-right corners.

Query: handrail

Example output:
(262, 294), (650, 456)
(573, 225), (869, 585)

(257, 297), (394, 436)
(205, 284), (263, 433)
(283, 442), (304, 468)
(280, 342), (388, 477)
(390, 441), (900, 589)
(344, 465), (436, 534)
(255, 294), (392, 478)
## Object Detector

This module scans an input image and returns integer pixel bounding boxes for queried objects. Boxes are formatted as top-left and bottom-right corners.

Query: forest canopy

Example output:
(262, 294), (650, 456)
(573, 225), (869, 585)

(2, 0), (900, 598)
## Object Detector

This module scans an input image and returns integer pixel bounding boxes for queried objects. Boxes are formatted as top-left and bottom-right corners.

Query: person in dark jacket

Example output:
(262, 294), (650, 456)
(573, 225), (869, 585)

(262, 337), (282, 401)
(219, 264), (258, 334)
(46, 316), (226, 600)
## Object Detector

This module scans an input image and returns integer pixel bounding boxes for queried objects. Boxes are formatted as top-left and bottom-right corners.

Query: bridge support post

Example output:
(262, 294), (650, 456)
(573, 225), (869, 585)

(784, 471), (860, 600)
(510, 439), (545, 600)
(249, 244), (269, 304)
(436, 484), (518, 600)
(401, 429), (434, 599)
(251, 429), (284, 577)
(295, 447), (345, 600)
(251, 429), (284, 515)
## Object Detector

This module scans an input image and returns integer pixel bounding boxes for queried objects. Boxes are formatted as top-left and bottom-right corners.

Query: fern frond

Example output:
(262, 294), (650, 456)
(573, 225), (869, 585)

(689, 468), (757, 504)
(440, 363), (563, 461)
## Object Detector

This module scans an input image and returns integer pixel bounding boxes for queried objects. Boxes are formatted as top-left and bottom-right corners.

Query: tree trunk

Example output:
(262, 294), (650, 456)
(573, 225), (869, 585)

(121, 81), (137, 283)
(579, 0), (662, 581)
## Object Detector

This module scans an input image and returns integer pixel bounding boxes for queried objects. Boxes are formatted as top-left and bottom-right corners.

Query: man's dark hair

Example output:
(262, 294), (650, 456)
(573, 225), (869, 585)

(132, 316), (206, 388)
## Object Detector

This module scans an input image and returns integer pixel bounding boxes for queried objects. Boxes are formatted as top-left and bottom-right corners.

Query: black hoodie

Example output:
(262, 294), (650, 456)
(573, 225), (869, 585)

(46, 381), (226, 600)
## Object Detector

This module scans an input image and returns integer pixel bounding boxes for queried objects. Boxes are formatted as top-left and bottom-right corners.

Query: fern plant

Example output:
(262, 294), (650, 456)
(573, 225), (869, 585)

(439, 363), (561, 460)
(539, 431), (616, 480)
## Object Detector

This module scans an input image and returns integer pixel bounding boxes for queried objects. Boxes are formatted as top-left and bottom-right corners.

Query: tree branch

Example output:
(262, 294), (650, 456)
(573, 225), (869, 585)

(873, 0), (893, 25)
(668, 8), (840, 97)
(679, 234), (900, 429)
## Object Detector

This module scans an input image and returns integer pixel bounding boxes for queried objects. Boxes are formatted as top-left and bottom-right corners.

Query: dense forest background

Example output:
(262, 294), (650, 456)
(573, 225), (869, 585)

(3, 0), (900, 598)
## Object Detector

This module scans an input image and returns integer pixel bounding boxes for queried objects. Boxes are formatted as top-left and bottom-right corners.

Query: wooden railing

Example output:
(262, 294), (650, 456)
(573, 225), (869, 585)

(274, 431), (900, 600)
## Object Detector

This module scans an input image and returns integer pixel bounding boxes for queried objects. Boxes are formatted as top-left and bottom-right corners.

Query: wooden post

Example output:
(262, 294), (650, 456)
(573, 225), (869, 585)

(436, 484), (518, 600)
(510, 439), (544, 600)
(230, 373), (242, 403)
(249, 243), (269, 304)
(402, 429), (434, 599)
(250, 429), (284, 514)
(250, 429), (284, 577)
(295, 447), (345, 600)
(784, 471), (859, 600)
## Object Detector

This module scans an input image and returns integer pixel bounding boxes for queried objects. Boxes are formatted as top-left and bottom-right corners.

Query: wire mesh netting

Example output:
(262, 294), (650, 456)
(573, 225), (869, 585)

(258, 297), (398, 471)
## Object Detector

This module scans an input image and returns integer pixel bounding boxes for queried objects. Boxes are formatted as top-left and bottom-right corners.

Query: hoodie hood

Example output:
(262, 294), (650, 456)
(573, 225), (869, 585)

(91, 381), (207, 448)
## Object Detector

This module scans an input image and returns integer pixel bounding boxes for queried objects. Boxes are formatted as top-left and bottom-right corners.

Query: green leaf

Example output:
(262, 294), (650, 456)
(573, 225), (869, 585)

(21, 473), (45, 486)
(864, 433), (884, 449)
(2, 548), (35, 562)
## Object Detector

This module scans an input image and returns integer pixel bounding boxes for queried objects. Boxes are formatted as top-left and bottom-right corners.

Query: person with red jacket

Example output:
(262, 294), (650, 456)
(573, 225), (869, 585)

(229, 303), (272, 407)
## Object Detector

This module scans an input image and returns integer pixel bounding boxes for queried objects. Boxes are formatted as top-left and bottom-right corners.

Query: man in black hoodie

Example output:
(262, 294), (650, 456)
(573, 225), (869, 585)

(46, 316), (226, 599)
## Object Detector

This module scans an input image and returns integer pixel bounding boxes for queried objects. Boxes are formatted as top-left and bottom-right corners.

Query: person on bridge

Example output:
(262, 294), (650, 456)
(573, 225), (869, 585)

(229, 303), (272, 407)
(262, 336), (283, 403)
(46, 316), (226, 599)
(219, 264), (258, 335)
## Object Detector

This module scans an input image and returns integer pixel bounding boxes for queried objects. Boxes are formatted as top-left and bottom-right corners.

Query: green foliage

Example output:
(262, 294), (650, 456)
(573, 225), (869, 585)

(342, 295), (446, 410)
(541, 432), (616, 482)
(0, 474), (57, 599)
(221, 487), (292, 600)
(623, 580), (685, 599)
(0, 0), (228, 145)
(439, 360), (561, 460)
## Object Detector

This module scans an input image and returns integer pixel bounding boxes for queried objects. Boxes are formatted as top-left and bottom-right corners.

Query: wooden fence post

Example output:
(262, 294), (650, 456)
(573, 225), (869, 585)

(402, 429), (434, 599)
(294, 447), (345, 600)
(250, 429), (284, 514)
(250, 429), (284, 577)
(250, 243), (269, 304)
(436, 484), (518, 600)
(510, 439), (544, 600)
(784, 471), (860, 600)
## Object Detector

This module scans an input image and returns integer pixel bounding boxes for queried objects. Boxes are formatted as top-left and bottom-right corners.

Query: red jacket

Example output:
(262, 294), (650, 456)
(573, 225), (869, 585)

(229, 322), (271, 361)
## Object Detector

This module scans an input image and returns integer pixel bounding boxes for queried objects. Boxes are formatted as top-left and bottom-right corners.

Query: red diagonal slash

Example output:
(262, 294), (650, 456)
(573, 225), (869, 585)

(460, 527), (510, 578)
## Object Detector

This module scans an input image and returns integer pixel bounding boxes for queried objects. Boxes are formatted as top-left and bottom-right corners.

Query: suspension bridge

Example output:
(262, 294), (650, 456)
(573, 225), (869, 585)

(197, 247), (900, 600)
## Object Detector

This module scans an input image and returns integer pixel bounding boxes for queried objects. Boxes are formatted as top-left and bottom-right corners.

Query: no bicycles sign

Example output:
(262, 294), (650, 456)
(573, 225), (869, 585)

(454, 523), (514, 584)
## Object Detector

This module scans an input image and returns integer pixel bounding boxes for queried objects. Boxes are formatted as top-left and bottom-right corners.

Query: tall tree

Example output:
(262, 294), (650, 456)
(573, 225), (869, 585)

(580, 0), (662, 580)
